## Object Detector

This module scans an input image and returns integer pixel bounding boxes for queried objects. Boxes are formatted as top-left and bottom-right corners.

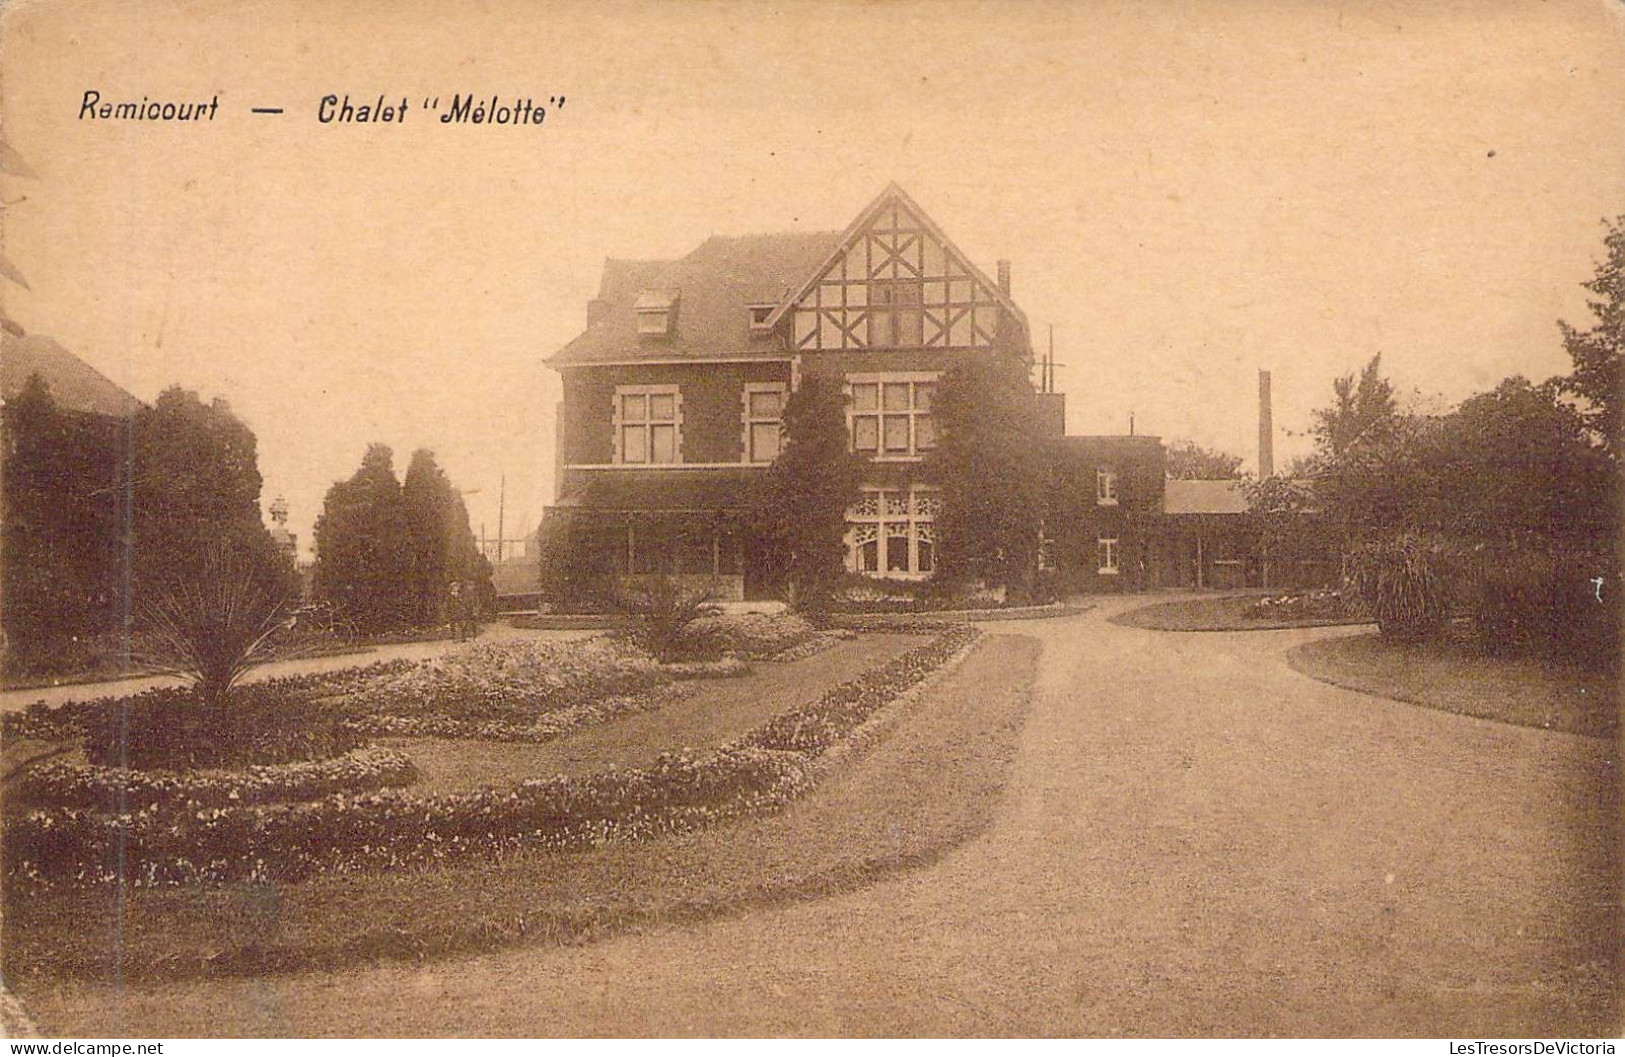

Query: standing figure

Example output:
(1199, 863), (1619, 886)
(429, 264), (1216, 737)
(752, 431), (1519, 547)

(448, 580), (469, 641)
(459, 580), (480, 641)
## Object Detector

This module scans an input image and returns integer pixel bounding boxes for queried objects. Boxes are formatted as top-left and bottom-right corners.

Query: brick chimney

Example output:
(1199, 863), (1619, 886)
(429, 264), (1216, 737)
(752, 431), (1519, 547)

(1258, 369), (1275, 479)
(996, 260), (1011, 296)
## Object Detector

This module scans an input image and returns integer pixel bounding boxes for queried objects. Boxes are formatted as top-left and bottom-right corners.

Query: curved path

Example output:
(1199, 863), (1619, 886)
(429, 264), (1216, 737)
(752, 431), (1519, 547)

(28, 598), (1620, 1036)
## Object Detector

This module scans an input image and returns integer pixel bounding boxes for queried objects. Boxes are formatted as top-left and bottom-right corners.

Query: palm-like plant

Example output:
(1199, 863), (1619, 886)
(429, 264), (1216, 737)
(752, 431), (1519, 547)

(131, 543), (302, 714)
(1346, 536), (1450, 642)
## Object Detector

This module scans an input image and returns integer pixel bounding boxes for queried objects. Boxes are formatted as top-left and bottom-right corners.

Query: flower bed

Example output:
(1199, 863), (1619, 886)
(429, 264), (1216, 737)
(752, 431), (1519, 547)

(1, 660), (419, 745)
(742, 625), (978, 754)
(13, 747), (418, 812)
(6, 746), (809, 888)
(1245, 589), (1365, 624)
(5, 626), (981, 889)
(347, 684), (694, 743)
(343, 638), (669, 728)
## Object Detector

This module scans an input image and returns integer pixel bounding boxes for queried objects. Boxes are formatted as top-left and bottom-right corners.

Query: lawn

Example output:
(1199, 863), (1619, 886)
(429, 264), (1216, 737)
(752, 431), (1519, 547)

(1288, 631), (1619, 739)
(393, 633), (929, 792)
(1112, 593), (1372, 632)
(6, 633), (1036, 1000)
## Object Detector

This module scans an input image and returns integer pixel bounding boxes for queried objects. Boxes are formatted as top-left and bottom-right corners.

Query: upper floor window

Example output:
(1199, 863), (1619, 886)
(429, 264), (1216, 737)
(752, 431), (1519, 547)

(616, 385), (681, 465)
(849, 373), (937, 458)
(748, 304), (776, 331)
(1096, 467), (1118, 505)
(743, 384), (785, 464)
(867, 280), (924, 348)
(1098, 537), (1120, 575)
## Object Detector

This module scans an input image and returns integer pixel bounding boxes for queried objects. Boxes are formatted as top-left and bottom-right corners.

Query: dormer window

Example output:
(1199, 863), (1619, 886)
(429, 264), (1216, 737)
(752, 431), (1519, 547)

(748, 304), (776, 331)
(634, 289), (679, 338)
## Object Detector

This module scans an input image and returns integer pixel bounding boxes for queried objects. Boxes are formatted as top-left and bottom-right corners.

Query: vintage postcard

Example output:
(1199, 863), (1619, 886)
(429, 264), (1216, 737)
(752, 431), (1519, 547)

(0, 0), (1620, 1041)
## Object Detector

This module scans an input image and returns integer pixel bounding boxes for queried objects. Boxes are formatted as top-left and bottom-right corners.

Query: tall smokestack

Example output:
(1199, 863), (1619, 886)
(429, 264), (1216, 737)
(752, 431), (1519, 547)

(996, 260), (1011, 296)
(1258, 369), (1275, 479)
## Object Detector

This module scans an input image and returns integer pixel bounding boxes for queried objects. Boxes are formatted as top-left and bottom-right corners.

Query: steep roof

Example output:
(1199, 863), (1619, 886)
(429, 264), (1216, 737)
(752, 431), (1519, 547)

(551, 231), (843, 367)
(1163, 478), (1249, 516)
(2, 326), (144, 418)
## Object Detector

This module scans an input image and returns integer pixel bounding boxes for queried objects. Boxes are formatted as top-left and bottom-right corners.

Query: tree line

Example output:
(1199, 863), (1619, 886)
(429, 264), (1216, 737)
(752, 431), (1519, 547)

(3, 381), (491, 676)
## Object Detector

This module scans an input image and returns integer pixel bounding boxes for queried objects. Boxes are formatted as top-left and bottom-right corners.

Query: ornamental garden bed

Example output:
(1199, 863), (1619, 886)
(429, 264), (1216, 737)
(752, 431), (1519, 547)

(7, 629), (1028, 999)
(1287, 630), (1619, 740)
(395, 632), (929, 793)
(2, 626), (976, 891)
(1111, 592), (1373, 632)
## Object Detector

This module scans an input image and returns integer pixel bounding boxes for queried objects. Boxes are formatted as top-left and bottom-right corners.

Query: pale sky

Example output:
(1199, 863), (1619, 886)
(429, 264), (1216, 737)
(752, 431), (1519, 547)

(3, 0), (1623, 556)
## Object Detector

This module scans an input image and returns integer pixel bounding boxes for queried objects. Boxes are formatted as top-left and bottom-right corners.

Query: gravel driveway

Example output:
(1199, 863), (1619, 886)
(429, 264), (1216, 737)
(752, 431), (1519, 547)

(31, 598), (1620, 1036)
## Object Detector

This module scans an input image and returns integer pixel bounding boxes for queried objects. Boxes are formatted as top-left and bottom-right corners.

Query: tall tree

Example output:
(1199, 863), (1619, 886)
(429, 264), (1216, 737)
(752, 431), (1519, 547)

(1302, 354), (1419, 545)
(1422, 376), (1614, 547)
(928, 354), (1048, 594)
(1165, 440), (1244, 480)
(1, 375), (127, 670)
(1311, 354), (1398, 458)
(312, 444), (415, 633)
(746, 374), (864, 605)
(1557, 214), (1624, 463)
(402, 449), (491, 623)
(131, 387), (288, 602)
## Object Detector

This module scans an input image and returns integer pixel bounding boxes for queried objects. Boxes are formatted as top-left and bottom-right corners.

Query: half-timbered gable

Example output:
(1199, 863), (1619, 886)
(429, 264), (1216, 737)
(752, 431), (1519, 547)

(773, 185), (1029, 360)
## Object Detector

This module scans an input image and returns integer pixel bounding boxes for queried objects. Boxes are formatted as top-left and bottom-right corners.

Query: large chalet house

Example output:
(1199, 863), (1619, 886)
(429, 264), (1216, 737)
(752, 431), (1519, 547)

(542, 184), (1170, 601)
(540, 184), (1316, 604)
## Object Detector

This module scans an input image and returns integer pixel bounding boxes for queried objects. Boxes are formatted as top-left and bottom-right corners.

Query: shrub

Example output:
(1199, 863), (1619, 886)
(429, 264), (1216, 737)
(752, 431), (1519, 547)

(130, 541), (302, 711)
(673, 613), (815, 661)
(613, 576), (718, 662)
(1347, 537), (1450, 642)
(1460, 547), (1620, 666)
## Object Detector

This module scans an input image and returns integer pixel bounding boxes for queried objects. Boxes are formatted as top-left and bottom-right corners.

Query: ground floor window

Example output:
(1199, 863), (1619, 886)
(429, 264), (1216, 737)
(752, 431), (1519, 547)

(845, 486), (939, 577)
(1098, 536), (1119, 575)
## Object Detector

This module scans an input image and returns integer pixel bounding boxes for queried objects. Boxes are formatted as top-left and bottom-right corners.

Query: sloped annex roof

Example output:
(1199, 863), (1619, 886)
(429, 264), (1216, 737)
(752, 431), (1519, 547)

(2, 323), (144, 418)
(549, 231), (844, 367)
(1163, 478), (1249, 516)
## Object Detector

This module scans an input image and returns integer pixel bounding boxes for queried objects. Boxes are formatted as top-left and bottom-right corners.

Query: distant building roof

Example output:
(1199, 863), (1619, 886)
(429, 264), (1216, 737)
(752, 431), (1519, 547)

(551, 230), (845, 367)
(1163, 478), (1248, 516)
(2, 326), (144, 418)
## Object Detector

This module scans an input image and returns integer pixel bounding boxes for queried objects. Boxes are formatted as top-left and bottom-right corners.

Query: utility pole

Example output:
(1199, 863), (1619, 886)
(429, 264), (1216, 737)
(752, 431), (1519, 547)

(497, 474), (506, 564)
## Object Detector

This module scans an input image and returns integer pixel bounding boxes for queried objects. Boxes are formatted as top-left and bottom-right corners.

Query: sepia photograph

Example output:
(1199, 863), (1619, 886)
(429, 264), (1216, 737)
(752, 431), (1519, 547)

(0, 0), (1620, 1041)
